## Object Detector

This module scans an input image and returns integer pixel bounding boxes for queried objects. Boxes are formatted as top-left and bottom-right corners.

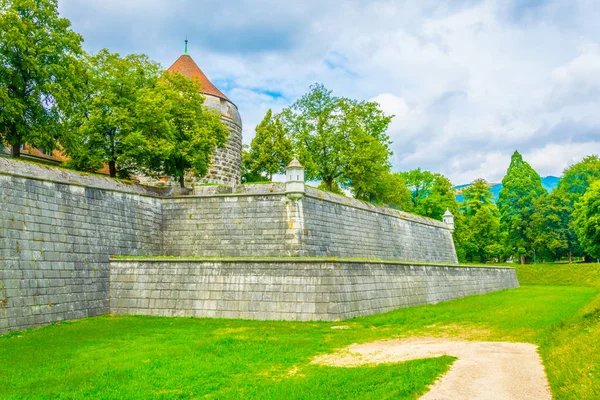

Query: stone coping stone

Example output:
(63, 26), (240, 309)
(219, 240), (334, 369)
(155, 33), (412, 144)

(111, 256), (515, 269)
(194, 182), (285, 196)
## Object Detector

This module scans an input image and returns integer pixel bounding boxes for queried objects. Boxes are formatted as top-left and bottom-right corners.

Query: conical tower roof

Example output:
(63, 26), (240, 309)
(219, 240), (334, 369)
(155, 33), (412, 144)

(166, 53), (229, 102)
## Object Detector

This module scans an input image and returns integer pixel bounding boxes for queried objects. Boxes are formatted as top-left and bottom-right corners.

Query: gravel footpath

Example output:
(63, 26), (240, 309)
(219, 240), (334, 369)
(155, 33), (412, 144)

(313, 337), (552, 400)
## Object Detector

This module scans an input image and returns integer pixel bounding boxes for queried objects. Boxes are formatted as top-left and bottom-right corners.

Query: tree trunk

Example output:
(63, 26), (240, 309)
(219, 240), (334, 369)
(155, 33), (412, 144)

(568, 251), (572, 264)
(324, 177), (333, 191)
(520, 255), (526, 265)
(108, 160), (117, 178)
(179, 175), (185, 188)
(11, 137), (21, 157)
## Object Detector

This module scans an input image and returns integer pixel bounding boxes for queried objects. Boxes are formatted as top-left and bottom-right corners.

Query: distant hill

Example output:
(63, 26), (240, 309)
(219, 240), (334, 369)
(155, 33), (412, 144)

(455, 176), (560, 203)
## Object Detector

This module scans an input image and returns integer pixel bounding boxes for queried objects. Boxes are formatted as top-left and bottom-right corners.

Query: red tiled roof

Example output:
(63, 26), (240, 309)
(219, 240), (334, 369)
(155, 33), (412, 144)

(166, 55), (229, 101)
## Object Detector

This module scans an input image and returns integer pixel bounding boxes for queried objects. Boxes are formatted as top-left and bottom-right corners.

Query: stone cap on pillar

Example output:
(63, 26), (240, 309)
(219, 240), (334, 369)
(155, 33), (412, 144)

(442, 208), (455, 233)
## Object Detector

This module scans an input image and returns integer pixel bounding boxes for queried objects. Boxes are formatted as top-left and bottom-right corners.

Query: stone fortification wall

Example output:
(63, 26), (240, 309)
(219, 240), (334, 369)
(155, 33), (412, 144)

(163, 185), (457, 263)
(162, 192), (300, 257)
(0, 159), (465, 334)
(302, 188), (458, 263)
(0, 158), (162, 334)
(110, 259), (518, 321)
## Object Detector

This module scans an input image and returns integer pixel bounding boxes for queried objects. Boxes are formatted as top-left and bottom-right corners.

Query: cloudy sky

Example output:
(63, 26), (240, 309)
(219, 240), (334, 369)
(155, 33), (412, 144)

(59, 0), (600, 184)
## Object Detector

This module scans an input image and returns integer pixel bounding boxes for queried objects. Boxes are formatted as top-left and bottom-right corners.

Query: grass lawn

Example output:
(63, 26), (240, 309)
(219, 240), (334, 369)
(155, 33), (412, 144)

(1, 263), (600, 399)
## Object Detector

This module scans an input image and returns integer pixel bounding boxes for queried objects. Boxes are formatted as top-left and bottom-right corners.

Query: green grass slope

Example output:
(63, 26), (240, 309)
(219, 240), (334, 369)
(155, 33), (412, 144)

(1, 263), (599, 399)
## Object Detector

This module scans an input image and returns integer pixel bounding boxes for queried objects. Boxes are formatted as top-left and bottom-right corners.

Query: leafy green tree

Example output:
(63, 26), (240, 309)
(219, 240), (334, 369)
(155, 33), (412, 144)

(316, 179), (345, 195)
(556, 155), (600, 204)
(465, 207), (501, 263)
(573, 180), (600, 259)
(461, 179), (496, 217)
(247, 109), (292, 181)
(419, 175), (458, 220)
(549, 155), (600, 260)
(279, 83), (392, 193)
(359, 171), (412, 210)
(241, 146), (268, 183)
(126, 72), (228, 187)
(400, 169), (457, 219)
(0, 0), (84, 157)
(497, 151), (546, 263)
(485, 243), (505, 262)
(530, 190), (578, 262)
(64, 49), (160, 177)
(398, 168), (435, 209)
(398, 168), (465, 259)
(458, 178), (502, 262)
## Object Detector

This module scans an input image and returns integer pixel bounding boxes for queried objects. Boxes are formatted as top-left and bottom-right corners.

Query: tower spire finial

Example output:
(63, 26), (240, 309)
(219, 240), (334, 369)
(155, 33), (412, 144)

(184, 38), (188, 55)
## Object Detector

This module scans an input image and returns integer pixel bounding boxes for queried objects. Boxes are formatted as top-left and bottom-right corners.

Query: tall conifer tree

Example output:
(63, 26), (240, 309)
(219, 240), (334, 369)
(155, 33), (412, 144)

(497, 151), (546, 263)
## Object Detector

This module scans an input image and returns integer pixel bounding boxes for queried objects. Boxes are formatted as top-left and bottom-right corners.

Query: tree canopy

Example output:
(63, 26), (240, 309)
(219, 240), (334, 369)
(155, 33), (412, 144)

(126, 71), (229, 187)
(400, 169), (457, 219)
(497, 151), (547, 263)
(573, 180), (600, 259)
(0, 0), (84, 157)
(64, 49), (161, 177)
(556, 155), (600, 204)
(246, 109), (292, 181)
(530, 190), (577, 261)
(461, 179), (496, 217)
(360, 171), (412, 210)
(530, 155), (600, 262)
(279, 83), (393, 194)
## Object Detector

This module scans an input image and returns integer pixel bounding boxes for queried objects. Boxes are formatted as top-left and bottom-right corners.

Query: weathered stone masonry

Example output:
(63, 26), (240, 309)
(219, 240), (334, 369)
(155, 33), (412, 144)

(0, 158), (518, 334)
(110, 260), (518, 321)
(163, 185), (458, 262)
(0, 159), (162, 334)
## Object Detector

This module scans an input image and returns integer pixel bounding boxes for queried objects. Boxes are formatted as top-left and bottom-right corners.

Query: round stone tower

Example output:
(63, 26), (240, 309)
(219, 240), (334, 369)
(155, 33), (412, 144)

(166, 43), (242, 186)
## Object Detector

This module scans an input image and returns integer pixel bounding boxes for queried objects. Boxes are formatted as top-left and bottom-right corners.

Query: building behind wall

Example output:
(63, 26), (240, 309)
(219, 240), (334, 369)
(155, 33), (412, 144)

(166, 47), (243, 187)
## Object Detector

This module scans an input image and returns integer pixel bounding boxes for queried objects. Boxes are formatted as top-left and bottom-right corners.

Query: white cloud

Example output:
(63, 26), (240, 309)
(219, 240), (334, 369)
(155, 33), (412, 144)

(58, 0), (600, 184)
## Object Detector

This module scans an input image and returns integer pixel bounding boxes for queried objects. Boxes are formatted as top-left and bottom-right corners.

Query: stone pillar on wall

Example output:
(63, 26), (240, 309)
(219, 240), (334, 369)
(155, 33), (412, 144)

(443, 209), (455, 233)
(285, 159), (305, 200)
(284, 159), (306, 254)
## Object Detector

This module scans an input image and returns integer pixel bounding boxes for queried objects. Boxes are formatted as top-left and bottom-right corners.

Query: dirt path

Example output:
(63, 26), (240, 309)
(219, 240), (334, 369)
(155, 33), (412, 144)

(313, 338), (552, 400)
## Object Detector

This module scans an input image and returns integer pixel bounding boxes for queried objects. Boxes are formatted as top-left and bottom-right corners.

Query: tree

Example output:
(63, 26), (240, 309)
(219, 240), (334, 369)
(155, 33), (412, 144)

(279, 83), (392, 193)
(127, 71), (229, 187)
(241, 146), (269, 183)
(359, 171), (412, 210)
(458, 178), (502, 263)
(64, 49), (160, 177)
(400, 169), (457, 219)
(497, 151), (546, 263)
(551, 155), (600, 261)
(465, 207), (501, 263)
(247, 109), (292, 181)
(573, 180), (600, 259)
(530, 190), (577, 262)
(398, 168), (435, 209)
(556, 155), (600, 204)
(0, 0), (84, 157)
(461, 179), (496, 217)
